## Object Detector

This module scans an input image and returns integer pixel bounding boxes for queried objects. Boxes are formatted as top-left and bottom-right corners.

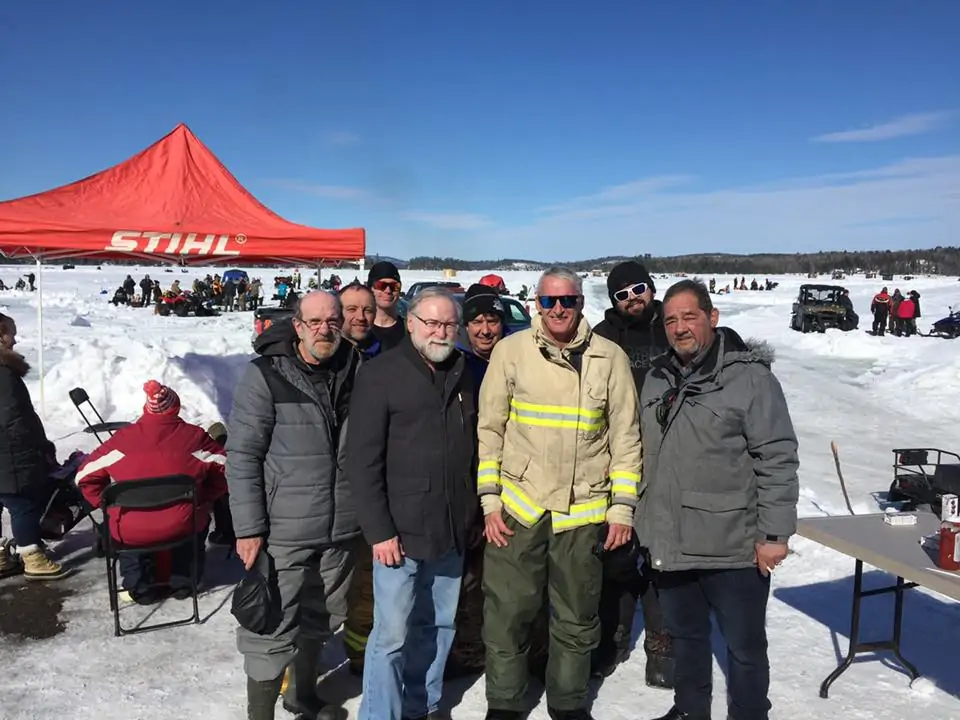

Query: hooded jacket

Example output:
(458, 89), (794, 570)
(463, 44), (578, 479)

(226, 319), (362, 547)
(77, 414), (228, 546)
(637, 328), (799, 572)
(592, 300), (670, 395)
(0, 348), (53, 495)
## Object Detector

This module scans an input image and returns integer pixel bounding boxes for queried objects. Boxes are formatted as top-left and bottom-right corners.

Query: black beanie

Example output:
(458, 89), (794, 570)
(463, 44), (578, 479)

(606, 261), (655, 305)
(367, 261), (401, 285)
(463, 283), (506, 323)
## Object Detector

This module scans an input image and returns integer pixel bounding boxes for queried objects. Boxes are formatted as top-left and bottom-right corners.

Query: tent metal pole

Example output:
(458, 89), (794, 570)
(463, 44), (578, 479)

(36, 254), (45, 420)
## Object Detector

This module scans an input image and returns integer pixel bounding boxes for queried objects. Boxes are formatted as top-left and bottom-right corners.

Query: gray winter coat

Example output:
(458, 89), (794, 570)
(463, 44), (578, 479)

(226, 321), (362, 548)
(636, 328), (799, 572)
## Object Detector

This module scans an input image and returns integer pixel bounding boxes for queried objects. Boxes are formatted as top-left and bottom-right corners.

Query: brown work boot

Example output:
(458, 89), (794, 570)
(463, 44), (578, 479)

(20, 546), (70, 581)
(0, 539), (23, 579)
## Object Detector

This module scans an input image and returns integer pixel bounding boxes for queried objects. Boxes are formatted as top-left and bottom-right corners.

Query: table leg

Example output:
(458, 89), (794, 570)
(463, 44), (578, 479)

(890, 575), (921, 681)
(819, 560), (921, 699)
(819, 559), (864, 698)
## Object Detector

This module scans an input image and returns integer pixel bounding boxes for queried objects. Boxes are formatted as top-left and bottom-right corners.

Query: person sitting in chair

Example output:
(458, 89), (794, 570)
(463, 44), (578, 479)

(77, 380), (228, 604)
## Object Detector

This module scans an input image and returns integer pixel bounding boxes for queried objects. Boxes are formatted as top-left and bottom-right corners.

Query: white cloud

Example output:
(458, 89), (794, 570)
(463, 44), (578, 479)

(480, 155), (960, 260)
(811, 111), (955, 143)
(402, 211), (493, 231)
(326, 130), (361, 147)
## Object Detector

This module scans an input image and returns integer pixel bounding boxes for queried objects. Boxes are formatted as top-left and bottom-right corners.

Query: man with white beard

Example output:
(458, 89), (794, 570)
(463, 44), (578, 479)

(346, 287), (479, 720)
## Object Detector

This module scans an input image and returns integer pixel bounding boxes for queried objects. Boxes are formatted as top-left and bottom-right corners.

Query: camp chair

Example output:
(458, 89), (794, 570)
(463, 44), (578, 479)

(68, 387), (131, 444)
(101, 475), (202, 637)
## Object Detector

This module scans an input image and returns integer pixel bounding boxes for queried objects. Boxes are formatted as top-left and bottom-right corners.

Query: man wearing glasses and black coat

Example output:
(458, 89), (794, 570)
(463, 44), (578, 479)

(592, 261), (674, 687)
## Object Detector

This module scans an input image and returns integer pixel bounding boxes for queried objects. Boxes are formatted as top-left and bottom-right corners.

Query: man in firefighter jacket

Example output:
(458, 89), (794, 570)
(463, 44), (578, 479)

(477, 266), (642, 720)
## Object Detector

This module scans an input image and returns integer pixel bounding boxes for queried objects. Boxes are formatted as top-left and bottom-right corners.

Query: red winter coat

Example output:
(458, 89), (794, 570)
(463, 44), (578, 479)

(897, 299), (916, 320)
(77, 413), (228, 546)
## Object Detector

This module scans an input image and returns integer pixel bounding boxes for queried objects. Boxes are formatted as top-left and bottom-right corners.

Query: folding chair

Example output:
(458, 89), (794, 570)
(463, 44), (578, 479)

(101, 475), (202, 637)
(68, 387), (132, 444)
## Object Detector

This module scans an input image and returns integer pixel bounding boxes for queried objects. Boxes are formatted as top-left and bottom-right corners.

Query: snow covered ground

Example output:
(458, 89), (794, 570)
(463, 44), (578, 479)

(1, 263), (959, 720)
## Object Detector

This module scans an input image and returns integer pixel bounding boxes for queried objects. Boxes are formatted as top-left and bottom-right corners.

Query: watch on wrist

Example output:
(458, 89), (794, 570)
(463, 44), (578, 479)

(765, 534), (787, 543)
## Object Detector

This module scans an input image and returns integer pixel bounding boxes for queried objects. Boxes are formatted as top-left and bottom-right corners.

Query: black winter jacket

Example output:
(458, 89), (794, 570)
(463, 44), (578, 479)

(345, 337), (478, 561)
(0, 349), (52, 495)
(593, 301), (671, 395)
(226, 320), (362, 548)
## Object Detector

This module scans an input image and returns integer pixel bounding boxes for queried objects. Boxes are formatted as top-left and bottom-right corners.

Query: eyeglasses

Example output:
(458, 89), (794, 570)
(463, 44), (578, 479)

(613, 283), (648, 303)
(538, 295), (580, 310)
(296, 317), (341, 332)
(656, 387), (678, 428)
(412, 312), (460, 334)
(373, 280), (401, 293)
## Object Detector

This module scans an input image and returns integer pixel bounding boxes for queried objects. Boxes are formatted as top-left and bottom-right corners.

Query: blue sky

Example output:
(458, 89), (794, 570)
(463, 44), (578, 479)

(1, 1), (958, 261)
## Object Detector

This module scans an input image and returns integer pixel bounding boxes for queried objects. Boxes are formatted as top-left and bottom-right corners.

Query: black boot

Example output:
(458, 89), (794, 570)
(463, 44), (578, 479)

(484, 711), (525, 720)
(547, 709), (594, 720)
(283, 641), (340, 720)
(644, 631), (674, 690)
(246, 674), (283, 720)
(650, 708), (709, 720)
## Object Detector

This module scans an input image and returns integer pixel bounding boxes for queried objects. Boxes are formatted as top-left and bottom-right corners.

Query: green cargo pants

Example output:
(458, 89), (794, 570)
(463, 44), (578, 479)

(482, 513), (602, 711)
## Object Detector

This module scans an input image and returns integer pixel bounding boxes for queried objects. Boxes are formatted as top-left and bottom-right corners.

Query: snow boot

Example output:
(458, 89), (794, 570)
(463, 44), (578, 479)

(247, 674), (283, 720)
(0, 539), (23, 579)
(650, 708), (708, 720)
(547, 709), (594, 720)
(19, 545), (69, 581)
(283, 641), (341, 720)
(644, 630), (675, 690)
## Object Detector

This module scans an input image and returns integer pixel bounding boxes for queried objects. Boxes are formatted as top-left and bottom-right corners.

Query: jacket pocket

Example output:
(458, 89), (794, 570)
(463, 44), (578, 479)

(500, 450), (529, 483)
(579, 383), (607, 440)
(678, 490), (751, 558)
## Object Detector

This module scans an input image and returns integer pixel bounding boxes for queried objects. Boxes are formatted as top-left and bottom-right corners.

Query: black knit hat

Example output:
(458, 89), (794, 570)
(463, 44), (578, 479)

(463, 283), (506, 323)
(367, 261), (401, 285)
(606, 261), (655, 305)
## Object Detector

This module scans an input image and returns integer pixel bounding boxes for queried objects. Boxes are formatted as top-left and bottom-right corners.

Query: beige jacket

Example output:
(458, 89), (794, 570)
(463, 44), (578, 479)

(477, 314), (642, 531)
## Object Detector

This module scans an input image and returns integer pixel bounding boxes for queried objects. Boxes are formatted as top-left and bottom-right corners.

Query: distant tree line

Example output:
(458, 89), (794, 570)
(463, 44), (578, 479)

(404, 247), (960, 276)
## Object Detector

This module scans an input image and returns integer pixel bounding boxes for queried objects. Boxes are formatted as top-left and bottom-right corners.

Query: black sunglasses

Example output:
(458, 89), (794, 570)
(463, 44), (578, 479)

(613, 282), (648, 303)
(539, 295), (580, 310)
(656, 387), (678, 428)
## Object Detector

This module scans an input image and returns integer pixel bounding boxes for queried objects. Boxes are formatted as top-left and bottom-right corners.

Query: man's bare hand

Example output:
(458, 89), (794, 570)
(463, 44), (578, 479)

(236, 537), (263, 570)
(604, 523), (633, 551)
(484, 511), (515, 548)
(373, 537), (404, 567)
(755, 542), (788, 576)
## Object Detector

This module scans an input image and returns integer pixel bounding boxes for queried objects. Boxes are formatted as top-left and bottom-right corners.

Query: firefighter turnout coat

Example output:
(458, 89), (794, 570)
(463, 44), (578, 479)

(477, 314), (642, 531)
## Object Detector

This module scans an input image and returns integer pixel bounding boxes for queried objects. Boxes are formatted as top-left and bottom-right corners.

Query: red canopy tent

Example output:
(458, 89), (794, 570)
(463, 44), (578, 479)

(0, 123), (367, 415)
(0, 122), (365, 265)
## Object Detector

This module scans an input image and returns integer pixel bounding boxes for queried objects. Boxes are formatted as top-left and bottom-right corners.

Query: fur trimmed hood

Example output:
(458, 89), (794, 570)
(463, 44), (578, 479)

(0, 347), (29, 377)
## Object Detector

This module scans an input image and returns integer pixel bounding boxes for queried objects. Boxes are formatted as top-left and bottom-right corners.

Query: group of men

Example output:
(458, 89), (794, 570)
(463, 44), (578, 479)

(225, 258), (800, 720)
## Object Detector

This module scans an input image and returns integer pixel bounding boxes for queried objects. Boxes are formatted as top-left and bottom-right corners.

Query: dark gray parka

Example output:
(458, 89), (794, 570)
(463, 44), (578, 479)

(226, 321), (362, 548)
(636, 328), (800, 572)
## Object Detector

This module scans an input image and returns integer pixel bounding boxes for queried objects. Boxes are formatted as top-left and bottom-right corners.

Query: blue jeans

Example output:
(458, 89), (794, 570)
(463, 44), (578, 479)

(0, 491), (44, 548)
(657, 567), (772, 720)
(359, 549), (463, 720)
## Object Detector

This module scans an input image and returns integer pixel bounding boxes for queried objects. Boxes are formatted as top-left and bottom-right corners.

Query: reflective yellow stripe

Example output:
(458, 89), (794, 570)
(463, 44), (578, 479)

(501, 478), (609, 531)
(501, 478), (545, 524)
(477, 459), (500, 490)
(344, 628), (368, 651)
(508, 399), (605, 432)
(551, 499), (608, 530)
(610, 470), (640, 498)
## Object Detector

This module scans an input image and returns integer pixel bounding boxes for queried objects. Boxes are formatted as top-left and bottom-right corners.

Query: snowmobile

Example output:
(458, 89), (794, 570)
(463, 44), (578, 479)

(157, 290), (219, 317)
(919, 306), (960, 339)
(887, 448), (960, 517)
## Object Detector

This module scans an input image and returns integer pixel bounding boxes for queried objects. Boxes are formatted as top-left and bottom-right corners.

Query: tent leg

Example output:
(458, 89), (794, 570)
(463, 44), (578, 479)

(36, 256), (45, 420)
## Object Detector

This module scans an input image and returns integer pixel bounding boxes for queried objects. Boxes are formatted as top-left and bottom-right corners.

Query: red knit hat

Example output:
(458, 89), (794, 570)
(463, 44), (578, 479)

(143, 379), (180, 415)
